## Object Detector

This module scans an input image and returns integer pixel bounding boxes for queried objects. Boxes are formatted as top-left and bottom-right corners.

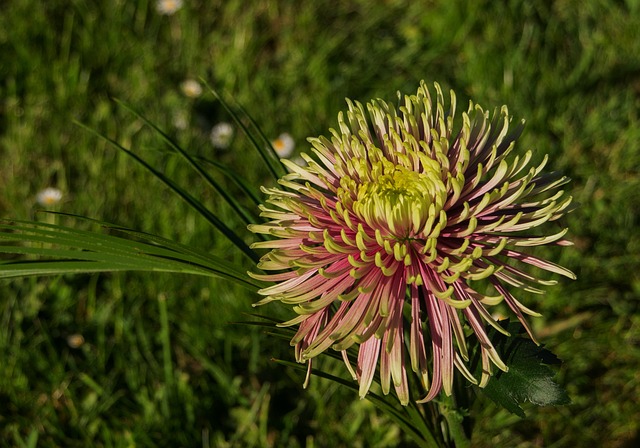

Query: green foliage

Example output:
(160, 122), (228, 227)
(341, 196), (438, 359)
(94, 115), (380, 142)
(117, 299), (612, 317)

(1, 0), (639, 447)
(478, 322), (570, 418)
(0, 216), (259, 288)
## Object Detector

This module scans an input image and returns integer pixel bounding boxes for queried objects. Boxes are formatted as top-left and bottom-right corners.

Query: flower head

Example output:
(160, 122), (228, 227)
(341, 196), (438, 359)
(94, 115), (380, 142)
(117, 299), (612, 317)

(172, 110), (189, 130)
(249, 82), (574, 404)
(180, 79), (203, 98)
(210, 122), (234, 149)
(156, 0), (183, 15)
(36, 187), (63, 206)
(66, 334), (85, 349)
(271, 132), (296, 158)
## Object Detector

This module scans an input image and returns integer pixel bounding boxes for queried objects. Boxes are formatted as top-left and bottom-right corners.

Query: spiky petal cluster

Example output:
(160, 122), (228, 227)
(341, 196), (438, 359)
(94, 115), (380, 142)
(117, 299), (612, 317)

(249, 82), (574, 404)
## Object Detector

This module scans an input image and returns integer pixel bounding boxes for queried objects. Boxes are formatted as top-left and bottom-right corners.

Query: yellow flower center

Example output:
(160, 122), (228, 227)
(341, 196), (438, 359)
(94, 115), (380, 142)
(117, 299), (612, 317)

(353, 163), (447, 239)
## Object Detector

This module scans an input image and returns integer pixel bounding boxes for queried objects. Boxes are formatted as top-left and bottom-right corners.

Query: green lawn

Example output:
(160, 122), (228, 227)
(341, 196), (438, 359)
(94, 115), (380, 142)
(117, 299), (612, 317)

(1, 0), (639, 446)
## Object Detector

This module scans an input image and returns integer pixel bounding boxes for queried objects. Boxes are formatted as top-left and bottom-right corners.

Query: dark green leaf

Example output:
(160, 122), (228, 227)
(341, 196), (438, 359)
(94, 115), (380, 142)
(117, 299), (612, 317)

(477, 321), (571, 417)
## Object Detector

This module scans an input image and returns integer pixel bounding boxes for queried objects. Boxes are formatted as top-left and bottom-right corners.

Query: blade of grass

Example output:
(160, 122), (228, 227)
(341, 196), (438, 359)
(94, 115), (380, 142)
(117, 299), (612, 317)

(0, 219), (262, 290)
(241, 314), (443, 446)
(272, 358), (440, 448)
(233, 98), (289, 173)
(75, 121), (259, 263)
(204, 82), (286, 181)
(43, 212), (262, 277)
(113, 99), (259, 227)
(158, 293), (173, 419)
(193, 155), (263, 209)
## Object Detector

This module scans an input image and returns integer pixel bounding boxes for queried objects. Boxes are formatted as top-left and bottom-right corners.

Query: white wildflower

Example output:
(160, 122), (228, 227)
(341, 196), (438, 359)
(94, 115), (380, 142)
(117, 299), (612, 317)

(210, 122), (234, 149)
(36, 188), (63, 206)
(156, 0), (183, 15)
(271, 132), (295, 158)
(180, 79), (202, 98)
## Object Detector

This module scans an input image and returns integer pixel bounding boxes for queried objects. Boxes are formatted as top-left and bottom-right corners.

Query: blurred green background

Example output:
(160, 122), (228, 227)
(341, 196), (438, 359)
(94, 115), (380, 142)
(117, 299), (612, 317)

(1, 0), (639, 446)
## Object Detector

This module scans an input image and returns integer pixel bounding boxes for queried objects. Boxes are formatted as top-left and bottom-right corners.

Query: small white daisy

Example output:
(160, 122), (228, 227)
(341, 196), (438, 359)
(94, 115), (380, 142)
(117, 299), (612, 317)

(36, 188), (63, 206)
(210, 122), (234, 149)
(180, 79), (202, 98)
(156, 0), (183, 15)
(271, 132), (295, 158)
(172, 110), (189, 130)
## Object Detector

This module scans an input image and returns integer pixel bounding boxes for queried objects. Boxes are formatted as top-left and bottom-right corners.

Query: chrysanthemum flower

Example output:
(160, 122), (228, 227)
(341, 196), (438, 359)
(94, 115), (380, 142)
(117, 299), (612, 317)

(36, 187), (63, 206)
(156, 0), (183, 15)
(249, 81), (575, 404)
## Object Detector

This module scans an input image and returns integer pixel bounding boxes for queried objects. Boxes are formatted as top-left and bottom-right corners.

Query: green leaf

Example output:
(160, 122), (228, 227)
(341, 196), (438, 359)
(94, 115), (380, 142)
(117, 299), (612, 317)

(193, 155), (263, 210)
(204, 82), (287, 182)
(0, 216), (264, 291)
(477, 321), (571, 417)
(113, 99), (261, 228)
(74, 121), (260, 264)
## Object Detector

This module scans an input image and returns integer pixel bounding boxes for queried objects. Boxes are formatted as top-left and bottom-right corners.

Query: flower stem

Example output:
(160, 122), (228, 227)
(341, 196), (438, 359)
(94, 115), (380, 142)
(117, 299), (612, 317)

(437, 396), (471, 448)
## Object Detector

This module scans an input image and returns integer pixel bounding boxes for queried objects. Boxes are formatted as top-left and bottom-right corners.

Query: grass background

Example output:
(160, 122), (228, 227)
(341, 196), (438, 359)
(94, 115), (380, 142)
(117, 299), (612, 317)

(1, 0), (639, 446)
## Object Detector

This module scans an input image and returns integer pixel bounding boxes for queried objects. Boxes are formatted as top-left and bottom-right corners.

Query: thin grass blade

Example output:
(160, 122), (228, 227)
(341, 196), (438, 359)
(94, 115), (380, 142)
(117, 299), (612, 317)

(272, 358), (438, 448)
(0, 218), (262, 290)
(113, 99), (258, 227)
(204, 82), (286, 181)
(75, 121), (259, 263)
